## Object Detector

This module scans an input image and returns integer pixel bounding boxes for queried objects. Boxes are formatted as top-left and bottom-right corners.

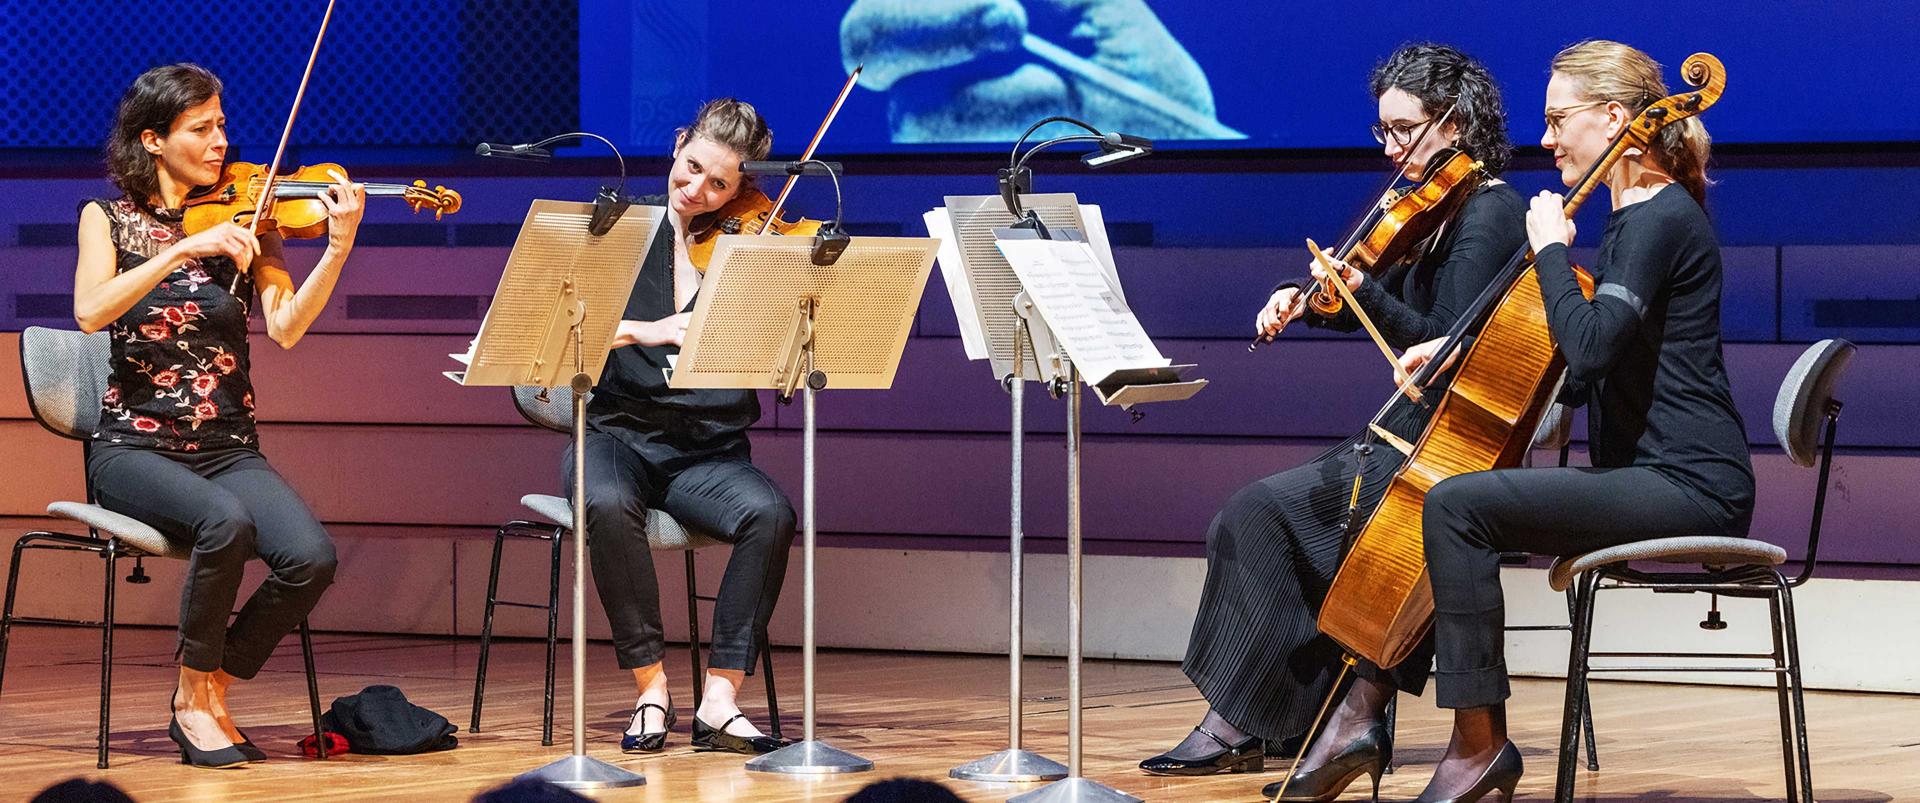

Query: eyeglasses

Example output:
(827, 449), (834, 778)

(1543, 101), (1608, 136)
(1370, 118), (1433, 147)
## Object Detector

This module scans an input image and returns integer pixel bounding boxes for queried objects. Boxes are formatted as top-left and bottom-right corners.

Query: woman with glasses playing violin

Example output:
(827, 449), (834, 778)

(1139, 44), (1527, 789)
(73, 64), (364, 768)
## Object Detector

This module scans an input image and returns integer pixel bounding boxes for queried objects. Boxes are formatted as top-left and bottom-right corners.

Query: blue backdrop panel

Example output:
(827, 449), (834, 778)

(584, 0), (1920, 154)
(0, 1), (577, 150)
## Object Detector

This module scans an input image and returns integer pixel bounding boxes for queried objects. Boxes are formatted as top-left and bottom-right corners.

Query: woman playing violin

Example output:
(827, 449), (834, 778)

(1139, 44), (1528, 792)
(568, 98), (796, 757)
(1406, 40), (1751, 801)
(74, 63), (364, 768)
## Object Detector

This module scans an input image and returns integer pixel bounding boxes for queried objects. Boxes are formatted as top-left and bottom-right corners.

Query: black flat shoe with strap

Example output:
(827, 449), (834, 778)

(691, 713), (790, 755)
(621, 702), (676, 754)
(1139, 726), (1265, 776)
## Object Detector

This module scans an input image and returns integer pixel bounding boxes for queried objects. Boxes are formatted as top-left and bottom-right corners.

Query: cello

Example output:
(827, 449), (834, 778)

(1269, 52), (1726, 801)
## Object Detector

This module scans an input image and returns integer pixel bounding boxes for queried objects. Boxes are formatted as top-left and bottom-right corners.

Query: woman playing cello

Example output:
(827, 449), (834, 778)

(1139, 44), (1527, 787)
(1403, 40), (1752, 801)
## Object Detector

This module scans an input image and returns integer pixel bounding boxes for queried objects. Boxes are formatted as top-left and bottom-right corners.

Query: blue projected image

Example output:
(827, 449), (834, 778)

(583, 0), (1920, 155)
(838, 0), (1242, 143)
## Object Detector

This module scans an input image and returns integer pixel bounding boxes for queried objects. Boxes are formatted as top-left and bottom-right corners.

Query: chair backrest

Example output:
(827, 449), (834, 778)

(1772, 338), (1855, 467)
(1531, 402), (1573, 452)
(20, 327), (111, 440)
(1770, 338), (1854, 586)
(511, 385), (588, 434)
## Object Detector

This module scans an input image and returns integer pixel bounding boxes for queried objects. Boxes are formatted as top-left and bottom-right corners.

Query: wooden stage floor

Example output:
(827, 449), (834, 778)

(0, 626), (1912, 801)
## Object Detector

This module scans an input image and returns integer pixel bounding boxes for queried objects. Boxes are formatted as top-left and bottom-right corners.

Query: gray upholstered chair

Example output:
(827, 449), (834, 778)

(468, 384), (781, 744)
(1547, 338), (1854, 803)
(0, 327), (326, 767)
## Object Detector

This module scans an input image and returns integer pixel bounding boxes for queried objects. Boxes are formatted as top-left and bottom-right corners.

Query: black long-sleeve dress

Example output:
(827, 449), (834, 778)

(1180, 182), (1526, 741)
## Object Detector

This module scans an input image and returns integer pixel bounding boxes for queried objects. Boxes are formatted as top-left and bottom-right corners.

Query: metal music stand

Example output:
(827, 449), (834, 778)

(994, 226), (1204, 803)
(670, 232), (939, 774)
(930, 192), (1111, 785)
(447, 199), (664, 789)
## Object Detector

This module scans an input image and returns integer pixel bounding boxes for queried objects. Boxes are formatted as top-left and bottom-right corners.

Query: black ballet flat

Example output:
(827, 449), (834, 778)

(1139, 726), (1265, 776)
(1412, 740), (1522, 803)
(232, 727), (268, 763)
(691, 713), (790, 756)
(620, 702), (676, 754)
(1260, 723), (1388, 802)
(168, 712), (249, 769)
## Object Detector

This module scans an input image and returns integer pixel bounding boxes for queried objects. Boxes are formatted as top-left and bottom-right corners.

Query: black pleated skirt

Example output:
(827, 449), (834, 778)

(1179, 422), (1435, 741)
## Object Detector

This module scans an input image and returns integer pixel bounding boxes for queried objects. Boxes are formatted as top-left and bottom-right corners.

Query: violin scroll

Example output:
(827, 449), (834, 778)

(404, 180), (462, 219)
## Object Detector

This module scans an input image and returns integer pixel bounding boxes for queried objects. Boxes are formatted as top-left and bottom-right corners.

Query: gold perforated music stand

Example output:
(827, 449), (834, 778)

(672, 233), (938, 774)
(450, 199), (663, 789)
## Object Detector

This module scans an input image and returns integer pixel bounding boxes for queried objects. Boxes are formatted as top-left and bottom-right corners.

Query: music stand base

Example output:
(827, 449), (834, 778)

(513, 754), (647, 789)
(744, 740), (875, 774)
(951, 748), (1069, 782)
(1007, 776), (1142, 802)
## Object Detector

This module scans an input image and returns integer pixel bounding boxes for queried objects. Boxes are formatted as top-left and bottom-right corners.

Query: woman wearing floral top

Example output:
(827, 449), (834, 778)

(73, 64), (364, 768)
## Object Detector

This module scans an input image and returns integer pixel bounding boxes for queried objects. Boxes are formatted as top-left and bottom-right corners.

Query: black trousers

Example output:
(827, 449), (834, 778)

(87, 443), (336, 678)
(565, 429), (795, 672)
(1182, 439), (1434, 742)
(1423, 465), (1742, 709)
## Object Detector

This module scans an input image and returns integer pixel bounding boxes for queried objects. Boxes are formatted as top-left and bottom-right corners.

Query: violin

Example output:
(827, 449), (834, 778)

(684, 65), (863, 271)
(1304, 146), (1485, 317)
(686, 185), (821, 270)
(183, 161), (461, 239)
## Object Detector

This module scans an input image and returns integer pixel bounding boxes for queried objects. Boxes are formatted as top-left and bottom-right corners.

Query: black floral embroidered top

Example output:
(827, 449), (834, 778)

(87, 198), (257, 451)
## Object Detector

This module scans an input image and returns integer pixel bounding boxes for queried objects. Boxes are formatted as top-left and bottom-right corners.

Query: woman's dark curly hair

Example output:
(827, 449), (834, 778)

(105, 63), (223, 208)
(1369, 44), (1511, 176)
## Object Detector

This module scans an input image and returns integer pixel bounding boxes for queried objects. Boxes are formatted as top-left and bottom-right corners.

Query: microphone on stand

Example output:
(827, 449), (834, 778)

(473, 142), (554, 160)
(475, 133), (629, 235)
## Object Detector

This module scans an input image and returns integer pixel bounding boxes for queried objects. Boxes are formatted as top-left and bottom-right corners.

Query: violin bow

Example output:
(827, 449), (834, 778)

(757, 64), (862, 234)
(232, 0), (337, 294)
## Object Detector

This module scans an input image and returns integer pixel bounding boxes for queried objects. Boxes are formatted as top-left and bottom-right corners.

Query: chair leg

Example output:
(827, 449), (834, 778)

(760, 629), (782, 740)
(1778, 579), (1815, 803)
(301, 620), (326, 760)
(1563, 586), (1599, 771)
(1555, 571), (1601, 803)
(0, 537), (30, 700)
(470, 526), (507, 734)
(97, 547), (118, 770)
(685, 551), (704, 711)
(542, 527), (562, 747)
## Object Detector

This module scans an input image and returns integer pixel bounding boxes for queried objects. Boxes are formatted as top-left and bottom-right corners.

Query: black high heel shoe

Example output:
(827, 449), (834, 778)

(621, 700), (676, 754)
(1260, 723), (1388, 802)
(232, 727), (268, 763)
(1412, 740), (1522, 803)
(691, 713), (790, 755)
(168, 703), (248, 769)
(1139, 726), (1265, 776)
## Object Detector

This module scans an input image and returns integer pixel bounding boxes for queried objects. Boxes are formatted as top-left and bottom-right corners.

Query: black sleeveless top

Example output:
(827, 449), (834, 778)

(586, 195), (760, 467)
(86, 198), (257, 451)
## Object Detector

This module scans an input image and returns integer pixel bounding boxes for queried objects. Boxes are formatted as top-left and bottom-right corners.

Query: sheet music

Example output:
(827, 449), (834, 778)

(928, 197), (1123, 371)
(995, 237), (1168, 387)
(923, 208), (989, 359)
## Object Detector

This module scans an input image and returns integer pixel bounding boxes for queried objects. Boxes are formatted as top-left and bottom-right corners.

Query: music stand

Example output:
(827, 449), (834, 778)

(671, 232), (938, 774)
(448, 199), (664, 789)
(928, 192), (1114, 785)
(994, 228), (1203, 803)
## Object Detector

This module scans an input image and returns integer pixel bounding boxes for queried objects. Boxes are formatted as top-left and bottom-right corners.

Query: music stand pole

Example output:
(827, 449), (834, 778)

(952, 322), (1067, 784)
(746, 305), (875, 774)
(516, 312), (648, 790)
